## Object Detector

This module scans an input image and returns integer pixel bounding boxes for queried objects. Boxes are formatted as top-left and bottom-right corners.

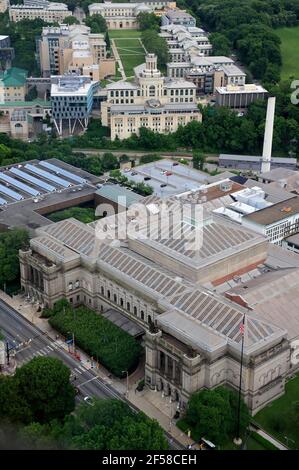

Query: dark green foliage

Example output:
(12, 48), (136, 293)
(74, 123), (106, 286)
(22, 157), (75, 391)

(48, 207), (99, 224)
(0, 228), (29, 288)
(180, 387), (250, 445)
(141, 30), (169, 68)
(84, 14), (107, 33)
(49, 301), (142, 378)
(63, 16), (80, 25)
(139, 154), (162, 164)
(177, 0), (299, 82)
(209, 32), (231, 56)
(0, 357), (75, 425)
(109, 169), (154, 196)
(192, 151), (206, 170)
(138, 12), (161, 31)
(0, 14), (51, 74)
(15, 357), (76, 424)
(20, 399), (168, 450)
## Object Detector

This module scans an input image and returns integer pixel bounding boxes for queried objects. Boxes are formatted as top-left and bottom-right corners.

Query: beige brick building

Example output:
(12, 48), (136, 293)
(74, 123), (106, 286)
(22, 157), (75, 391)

(101, 53), (202, 140)
(9, 0), (71, 23)
(38, 24), (115, 80)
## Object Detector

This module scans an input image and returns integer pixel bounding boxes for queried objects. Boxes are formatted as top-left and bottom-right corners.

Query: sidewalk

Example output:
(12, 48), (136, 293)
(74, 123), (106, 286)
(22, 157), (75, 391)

(0, 291), (197, 449)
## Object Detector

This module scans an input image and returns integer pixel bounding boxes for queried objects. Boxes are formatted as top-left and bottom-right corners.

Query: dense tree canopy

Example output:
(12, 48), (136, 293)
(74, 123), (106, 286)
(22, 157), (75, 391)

(0, 357), (75, 425)
(20, 399), (169, 450)
(84, 14), (107, 33)
(0, 14), (52, 75)
(138, 12), (161, 31)
(0, 229), (29, 289)
(141, 30), (169, 68)
(178, 0), (299, 82)
(182, 387), (250, 445)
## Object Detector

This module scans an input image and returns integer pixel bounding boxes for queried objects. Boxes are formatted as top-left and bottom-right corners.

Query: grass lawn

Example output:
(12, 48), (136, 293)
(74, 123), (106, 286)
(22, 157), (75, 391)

(276, 26), (299, 80)
(109, 29), (142, 39)
(47, 206), (100, 224)
(114, 37), (145, 77)
(254, 374), (299, 449)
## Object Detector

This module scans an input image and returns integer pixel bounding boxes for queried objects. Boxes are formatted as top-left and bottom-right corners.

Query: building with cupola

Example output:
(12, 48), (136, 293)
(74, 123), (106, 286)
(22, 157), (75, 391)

(101, 53), (201, 140)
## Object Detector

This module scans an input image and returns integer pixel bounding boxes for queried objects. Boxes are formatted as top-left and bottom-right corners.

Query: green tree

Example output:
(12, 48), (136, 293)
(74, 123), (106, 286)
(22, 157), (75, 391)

(183, 387), (250, 445)
(209, 32), (231, 56)
(138, 12), (160, 31)
(141, 30), (169, 68)
(0, 229), (29, 289)
(63, 15), (80, 25)
(20, 399), (168, 450)
(15, 357), (76, 424)
(84, 14), (107, 33)
(101, 152), (119, 171)
(192, 151), (206, 170)
(0, 375), (32, 424)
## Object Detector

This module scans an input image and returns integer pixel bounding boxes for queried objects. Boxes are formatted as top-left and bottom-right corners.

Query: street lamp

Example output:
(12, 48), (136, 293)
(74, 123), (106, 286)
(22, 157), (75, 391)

(122, 370), (129, 397)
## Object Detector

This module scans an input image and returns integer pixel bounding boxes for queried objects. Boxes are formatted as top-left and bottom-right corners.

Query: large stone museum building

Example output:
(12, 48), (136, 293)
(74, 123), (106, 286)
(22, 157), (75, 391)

(19, 194), (296, 415)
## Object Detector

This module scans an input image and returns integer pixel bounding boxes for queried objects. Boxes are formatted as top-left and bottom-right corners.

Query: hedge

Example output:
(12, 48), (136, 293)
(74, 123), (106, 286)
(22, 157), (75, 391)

(49, 301), (142, 378)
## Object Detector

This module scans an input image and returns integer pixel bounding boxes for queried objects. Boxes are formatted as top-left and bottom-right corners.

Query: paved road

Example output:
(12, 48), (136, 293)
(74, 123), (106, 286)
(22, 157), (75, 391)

(0, 299), (184, 450)
(0, 299), (116, 400)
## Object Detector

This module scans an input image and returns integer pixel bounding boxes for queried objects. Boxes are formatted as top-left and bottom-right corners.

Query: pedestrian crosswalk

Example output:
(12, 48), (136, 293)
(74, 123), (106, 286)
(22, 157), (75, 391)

(73, 365), (87, 375)
(17, 343), (60, 365)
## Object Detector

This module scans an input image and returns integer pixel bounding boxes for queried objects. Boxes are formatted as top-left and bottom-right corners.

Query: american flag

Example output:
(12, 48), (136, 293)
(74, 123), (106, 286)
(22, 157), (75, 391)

(240, 322), (245, 336)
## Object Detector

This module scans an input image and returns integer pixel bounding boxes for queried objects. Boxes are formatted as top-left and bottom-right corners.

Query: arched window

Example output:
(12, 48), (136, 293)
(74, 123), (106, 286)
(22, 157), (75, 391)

(141, 310), (144, 321)
(148, 315), (152, 324)
(149, 85), (155, 97)
(133, 306), (137, 316)
(101, 286), (104, 295)
(120, 298), (124, 307)
(114, 293), (117, 303)
(107, 290), (110, 299)
(127, 302), (131, 311)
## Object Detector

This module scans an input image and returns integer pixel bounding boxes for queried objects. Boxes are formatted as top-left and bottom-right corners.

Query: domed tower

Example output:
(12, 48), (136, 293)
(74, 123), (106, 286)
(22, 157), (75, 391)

(140, 53), (161, 78)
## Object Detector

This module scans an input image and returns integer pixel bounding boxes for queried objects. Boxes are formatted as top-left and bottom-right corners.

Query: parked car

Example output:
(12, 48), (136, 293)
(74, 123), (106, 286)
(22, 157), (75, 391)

(160, 183), (167, 188)
(84, 396), (94, 406)
(144, 176), (151, 181)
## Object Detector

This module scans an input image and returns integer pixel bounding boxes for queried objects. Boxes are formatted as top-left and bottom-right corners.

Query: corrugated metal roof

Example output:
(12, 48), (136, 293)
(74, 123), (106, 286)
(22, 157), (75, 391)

(96, 184), (143, 207)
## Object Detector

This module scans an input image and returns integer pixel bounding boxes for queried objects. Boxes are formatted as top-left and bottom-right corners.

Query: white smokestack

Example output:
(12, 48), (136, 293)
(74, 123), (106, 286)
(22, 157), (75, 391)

(261, 96), (276, 174)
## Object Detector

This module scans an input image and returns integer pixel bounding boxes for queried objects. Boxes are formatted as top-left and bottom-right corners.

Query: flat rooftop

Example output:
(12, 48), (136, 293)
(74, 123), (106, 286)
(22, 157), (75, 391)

(244, 196), (299, 225)
(121, 160), (212, 197)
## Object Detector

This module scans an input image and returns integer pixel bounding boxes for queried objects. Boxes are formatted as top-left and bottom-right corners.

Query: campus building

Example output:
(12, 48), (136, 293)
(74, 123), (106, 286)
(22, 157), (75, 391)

(0, 99), (51, 140)
(38, 24), (115, 80)
(101, 53), (201, 140)
(88, 1), (153, 29)
(215, 84), (268, 109)
(167, 55), (246, 96)
(160, 24), (212, 60)
(161, 8), (196, 27)
(0, 67), (28, 102)
(19, 189), (299, 415)
(0, 36), (15, 70)
(9, 0), (71, 23)
(51, 74), (100, 136)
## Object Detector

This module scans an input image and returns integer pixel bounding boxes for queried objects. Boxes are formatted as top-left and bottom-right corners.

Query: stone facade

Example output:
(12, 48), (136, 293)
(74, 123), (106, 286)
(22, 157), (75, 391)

(101, 53), (202, 140)
(19, 195), (295, 414)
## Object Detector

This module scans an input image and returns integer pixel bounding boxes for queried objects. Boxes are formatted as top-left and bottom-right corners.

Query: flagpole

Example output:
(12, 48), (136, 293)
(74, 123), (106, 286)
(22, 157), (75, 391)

(234, 312), (246, 446)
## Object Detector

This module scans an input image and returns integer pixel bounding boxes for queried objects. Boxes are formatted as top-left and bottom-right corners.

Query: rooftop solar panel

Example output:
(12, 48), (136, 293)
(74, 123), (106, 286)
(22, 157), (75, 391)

(0, 173), (40, 196)
(39, 161), (87, 184)
(0, 197), (7, 205)
(0, 183), (23, 200)
(9, 167), (56, 192)
(25, 164), (71, 188)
